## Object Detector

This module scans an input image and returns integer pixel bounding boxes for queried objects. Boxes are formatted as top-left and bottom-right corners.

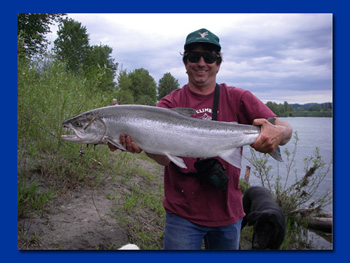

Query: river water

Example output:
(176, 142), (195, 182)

(240, 117), (333, 212)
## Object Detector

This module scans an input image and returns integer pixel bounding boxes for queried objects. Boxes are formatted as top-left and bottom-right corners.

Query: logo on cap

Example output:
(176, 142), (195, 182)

(199, 31), (209, 38)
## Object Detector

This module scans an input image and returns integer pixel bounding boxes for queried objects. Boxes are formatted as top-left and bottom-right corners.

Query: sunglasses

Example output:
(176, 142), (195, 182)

(185, 52), (220, 64)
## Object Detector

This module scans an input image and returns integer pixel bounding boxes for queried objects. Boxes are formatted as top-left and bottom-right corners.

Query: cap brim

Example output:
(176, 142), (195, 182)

(184, 41), (221, 51)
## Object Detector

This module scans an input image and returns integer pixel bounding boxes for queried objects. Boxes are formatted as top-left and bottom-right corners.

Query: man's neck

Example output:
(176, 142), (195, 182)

(188, 82), (216, 95)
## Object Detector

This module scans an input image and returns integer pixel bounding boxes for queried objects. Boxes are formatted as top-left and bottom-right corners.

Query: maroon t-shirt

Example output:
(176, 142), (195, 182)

(157, 83), (276, 227)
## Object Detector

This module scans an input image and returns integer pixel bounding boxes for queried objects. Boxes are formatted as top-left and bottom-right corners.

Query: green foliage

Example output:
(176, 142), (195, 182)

(54, 18), (90, 73)
(158, 72), (180, 100)
(17, 54), (114, 171)
(266, 101), (294, 117)
(17, 54), (123, 231)
(129, 68), (157, 105)
(113, 179), (165, 250)
(17, 13), (65, 58)
(52, 18), (118, 92)
(83, 44), (118, 91)
(18, 180), (55, 218)
(116, 68), (157, 105)
(116, 69), (134, 104)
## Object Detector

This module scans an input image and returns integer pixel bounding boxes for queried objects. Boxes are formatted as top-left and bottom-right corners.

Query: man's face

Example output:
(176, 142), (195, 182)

(185, 46), (220, 89)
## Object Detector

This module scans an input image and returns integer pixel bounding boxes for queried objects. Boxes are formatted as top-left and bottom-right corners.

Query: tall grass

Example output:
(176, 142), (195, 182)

(18, 55), (118, 215)
(18, 55), (117, 154)
(18, 55), (113, 150)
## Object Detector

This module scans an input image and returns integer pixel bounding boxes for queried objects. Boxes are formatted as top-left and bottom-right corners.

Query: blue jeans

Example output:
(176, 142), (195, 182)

(163, 213), (242, 250)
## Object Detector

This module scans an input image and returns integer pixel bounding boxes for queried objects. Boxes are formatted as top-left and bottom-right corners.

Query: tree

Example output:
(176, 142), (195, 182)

(53, 18), (89, 73)
(116, 69), (134, 104)
(158, 72), (180, 100)
(18, 13), (65, 58)
(128, 68), (157, 105)
(83, 44), (118, 91)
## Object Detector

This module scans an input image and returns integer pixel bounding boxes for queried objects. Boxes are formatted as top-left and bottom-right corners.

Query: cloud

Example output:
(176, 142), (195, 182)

(48, 13), (332, 104)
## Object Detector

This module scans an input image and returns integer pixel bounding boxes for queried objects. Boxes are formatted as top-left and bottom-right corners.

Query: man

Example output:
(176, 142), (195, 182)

(110, 28), (292, 250)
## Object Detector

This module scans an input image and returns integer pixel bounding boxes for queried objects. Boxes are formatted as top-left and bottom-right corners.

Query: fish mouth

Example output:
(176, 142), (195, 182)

(61, 126), (82, 142)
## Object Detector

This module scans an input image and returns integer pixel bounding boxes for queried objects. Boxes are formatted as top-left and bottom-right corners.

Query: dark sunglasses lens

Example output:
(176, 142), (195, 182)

(187, 52), (217, 63)
(187, 52), (201, 63)
(202, 53), (216, 63)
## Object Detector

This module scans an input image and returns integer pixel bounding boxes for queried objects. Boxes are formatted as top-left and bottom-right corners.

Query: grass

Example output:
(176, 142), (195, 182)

(111, 158), (165, 250)
(18, 180), (55, 218)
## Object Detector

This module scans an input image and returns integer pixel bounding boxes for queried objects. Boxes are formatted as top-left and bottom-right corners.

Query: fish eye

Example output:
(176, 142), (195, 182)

(74, 121), (83, 127)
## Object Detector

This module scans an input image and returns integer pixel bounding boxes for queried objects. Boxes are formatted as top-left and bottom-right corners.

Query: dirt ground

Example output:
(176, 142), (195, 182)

(18, 177), (130, 250)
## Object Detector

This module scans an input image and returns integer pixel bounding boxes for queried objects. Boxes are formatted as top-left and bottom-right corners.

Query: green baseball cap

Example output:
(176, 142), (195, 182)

(184, 28), (221, 51)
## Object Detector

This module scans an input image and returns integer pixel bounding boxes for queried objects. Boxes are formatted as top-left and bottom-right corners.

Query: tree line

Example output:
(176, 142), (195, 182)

(18, 13), (332, 115)
(266, 101), (333, 117)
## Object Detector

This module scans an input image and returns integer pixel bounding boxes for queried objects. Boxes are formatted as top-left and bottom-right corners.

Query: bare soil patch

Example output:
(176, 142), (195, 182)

(18, 154), (164, 250)
(18, 178), (128, 250)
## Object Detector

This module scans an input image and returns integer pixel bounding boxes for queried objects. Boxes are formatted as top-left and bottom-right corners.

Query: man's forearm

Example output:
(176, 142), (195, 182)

(145, 152), (171, 166)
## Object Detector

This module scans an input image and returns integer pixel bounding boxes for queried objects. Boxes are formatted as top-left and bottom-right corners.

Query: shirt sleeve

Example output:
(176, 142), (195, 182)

(157, 96), (173, 109)
(157, 89), (181, 109)
(238, 90), (276, 124)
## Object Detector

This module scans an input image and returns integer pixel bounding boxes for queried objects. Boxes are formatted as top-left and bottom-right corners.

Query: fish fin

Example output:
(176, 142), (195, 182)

(269, 146), (283, 162)
(170, 108), (196, 117)
(267, 117), (276, 125)
(165, 153), (188, 169)
(266, 117), (283, 162)
(219, 148), (242, 169)
(107, 138), (127, 151)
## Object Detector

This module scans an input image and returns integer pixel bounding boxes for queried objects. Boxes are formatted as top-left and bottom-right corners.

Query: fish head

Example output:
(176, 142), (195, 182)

(61, 112), (107, 144)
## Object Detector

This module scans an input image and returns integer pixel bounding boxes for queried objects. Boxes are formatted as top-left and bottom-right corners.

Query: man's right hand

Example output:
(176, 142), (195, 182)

(107, 134), (171, 166)
(107, 134), (142, 154)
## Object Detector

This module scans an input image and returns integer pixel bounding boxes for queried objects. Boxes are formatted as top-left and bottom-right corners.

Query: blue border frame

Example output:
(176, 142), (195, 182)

(6, 1), (345, 262)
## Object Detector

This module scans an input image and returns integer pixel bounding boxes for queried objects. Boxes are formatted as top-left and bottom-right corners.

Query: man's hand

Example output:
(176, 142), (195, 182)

(107, 134), (142, 154)
(107, 134), (171, 166)
(251, 118), (292, 153)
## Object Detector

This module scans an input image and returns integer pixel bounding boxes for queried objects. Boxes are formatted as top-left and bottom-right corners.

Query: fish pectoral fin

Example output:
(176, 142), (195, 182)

(269, 146), (283, 162)
(219, 148), (242, 169)
(164, 153), (188, 169)
(107, 138), (127, 151)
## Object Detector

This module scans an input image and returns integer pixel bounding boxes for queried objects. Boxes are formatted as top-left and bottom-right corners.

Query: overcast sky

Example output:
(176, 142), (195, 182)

(47, 13), (332, 104)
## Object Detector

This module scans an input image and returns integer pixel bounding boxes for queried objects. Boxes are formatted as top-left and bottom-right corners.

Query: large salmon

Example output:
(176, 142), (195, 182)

(61, 105), (282, 169)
